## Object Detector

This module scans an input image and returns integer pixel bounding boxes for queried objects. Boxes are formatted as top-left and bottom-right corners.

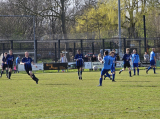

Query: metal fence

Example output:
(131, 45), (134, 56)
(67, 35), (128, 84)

(0, 37), (160, 64)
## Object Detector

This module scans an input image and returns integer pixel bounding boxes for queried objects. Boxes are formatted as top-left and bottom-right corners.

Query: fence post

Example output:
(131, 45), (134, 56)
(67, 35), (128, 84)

(19, 43), (21, 51)
(92, 42), (94, 54)
(33, 16), (37, 63)
(81, 39), (83, 54)
(139, 40), (141, 59)
(34, 40), (37, 63)
(110, 41), (112, 51)
(123, 38), (126, 54)
(55, 42), (57, 62)
(143, 15), (147, 52)
(74, 42), (75, 57)
(10, 40), (13, 50)
(103, 39), (105, 53)
(58, 39), (60, 60)
(2, 43), (4, 57)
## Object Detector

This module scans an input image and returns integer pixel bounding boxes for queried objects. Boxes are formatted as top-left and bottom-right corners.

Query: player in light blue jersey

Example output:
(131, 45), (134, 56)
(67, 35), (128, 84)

(74, 49), (84, 80)
(98, 51), (112, 86)
(131, 49), (140, 75)
(146, 48), (156, 74)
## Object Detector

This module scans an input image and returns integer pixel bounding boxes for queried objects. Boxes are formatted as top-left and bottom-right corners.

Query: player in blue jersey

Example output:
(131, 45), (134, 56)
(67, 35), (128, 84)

(20, 52), (39, 84)
(74, 49), (84, 80)
(109, 51), (120, 82)
(146, 48), (156, 74)
(119, 48), (132, 77)
(104, 51), (120, 81)
(98, 51), (112, 86)
(6, 50), (14, 79)
(131, 49), (140, 75)
(1, 52), (8, 77)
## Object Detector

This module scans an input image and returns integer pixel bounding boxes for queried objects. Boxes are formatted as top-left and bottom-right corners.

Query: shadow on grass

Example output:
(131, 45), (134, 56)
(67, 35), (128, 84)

(121, 85), (158, 87)
(119, 81), (152, 82)
(44, 84), (72, 86)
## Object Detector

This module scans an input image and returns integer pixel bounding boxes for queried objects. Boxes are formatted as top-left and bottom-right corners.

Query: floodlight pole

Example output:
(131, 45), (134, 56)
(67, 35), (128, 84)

(118, 0), (122, 53)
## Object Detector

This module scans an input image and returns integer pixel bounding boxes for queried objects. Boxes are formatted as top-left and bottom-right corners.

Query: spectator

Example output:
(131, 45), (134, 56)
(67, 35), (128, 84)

(91, 55), (97, 62)
(16, 55), (20, 73)
(144, 52), (149, 62)
(83, 55), (88, 62)
(60, 54), (68, 72)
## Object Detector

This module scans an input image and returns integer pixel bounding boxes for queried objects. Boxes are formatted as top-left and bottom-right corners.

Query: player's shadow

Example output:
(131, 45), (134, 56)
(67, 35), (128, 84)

(44, 84), (72, 86)
(121, 85), (158, 87)
(119, 81), (152, 82)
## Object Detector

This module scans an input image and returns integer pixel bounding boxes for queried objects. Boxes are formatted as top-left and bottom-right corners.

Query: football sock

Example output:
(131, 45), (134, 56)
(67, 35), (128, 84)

(6, 70), (8, 75)
(134, 69), (136, 75)
(32, 74), (38, 81)
(137, 69), (139, 75)
(105, 74), (110, 77)
(148, 66), (151, 71)
(106, 73), (111, 78)
(99, 78), (102, 86)
(1, 71), (3, 76)
(9, 72), (11, 79)
(78, 71), (79, 76)
(153, 67), (156, 73)
(112, 74), (115, 81)
(80, 71), (82, 75)
(129, 71), (131, 76)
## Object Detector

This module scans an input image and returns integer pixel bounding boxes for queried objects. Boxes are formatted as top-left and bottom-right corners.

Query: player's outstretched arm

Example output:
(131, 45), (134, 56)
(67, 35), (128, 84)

(32, 62), (37, 68)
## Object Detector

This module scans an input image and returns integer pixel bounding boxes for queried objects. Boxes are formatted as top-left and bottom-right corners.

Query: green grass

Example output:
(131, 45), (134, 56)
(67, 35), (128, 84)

(0, 70), (160, 119)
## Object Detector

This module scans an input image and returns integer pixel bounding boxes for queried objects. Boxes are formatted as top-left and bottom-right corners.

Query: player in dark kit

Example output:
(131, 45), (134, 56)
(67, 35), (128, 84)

(1, 52), (8, 77)
(20, 52), (39, 84)
(6, 50), (14, 79)
(119, 48), (132, 77)
(74, 49), (83, 80)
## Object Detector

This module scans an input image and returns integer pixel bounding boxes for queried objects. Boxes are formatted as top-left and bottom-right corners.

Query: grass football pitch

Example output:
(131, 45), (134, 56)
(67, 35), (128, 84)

(0, 70), (160, 119)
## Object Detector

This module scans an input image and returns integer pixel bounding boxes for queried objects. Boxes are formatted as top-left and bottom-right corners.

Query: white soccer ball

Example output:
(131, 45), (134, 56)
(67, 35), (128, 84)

(93, 65), (98, 71)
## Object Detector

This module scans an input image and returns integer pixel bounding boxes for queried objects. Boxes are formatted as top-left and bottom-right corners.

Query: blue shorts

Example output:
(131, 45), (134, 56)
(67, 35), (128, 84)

(101, 69), (110, 76)
(111, 66), (115, 73)
(133, 63), (138, 67)
(150, 60), (155, 66)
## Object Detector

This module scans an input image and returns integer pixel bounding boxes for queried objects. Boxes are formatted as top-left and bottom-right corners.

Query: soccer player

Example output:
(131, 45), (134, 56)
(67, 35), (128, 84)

(74, 49), (83, 80)
(119, 48), (132, 77)
(1, 53), (8, 77)
(20, 52), (39, 84)
(131, 49), (140, 75)
(6, 50), (14, 79)
(113, 49), (117, 67)
(98, 51), (112, 86)
(109, 51), (120, 82)
(146, 48), (156, 74)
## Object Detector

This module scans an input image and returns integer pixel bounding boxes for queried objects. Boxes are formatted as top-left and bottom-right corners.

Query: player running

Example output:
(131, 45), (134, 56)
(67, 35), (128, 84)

(20, 52), (39, 84)
(119, 48), (132, 77)
(74, 49), (83, 80)
(131, 49), (140, 75)
(146, 48), (156, 74)
(1, 52), (8, 77)
(6, 50), (14, 79)
(98, 51), (112, 86)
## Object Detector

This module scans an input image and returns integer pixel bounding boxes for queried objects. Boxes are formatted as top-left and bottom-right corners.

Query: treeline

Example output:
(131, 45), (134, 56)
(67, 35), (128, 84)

(0, 0), (159, 40)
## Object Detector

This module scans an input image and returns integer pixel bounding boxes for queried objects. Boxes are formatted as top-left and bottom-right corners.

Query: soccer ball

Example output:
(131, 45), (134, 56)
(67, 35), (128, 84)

(93, 65), (98, 71)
